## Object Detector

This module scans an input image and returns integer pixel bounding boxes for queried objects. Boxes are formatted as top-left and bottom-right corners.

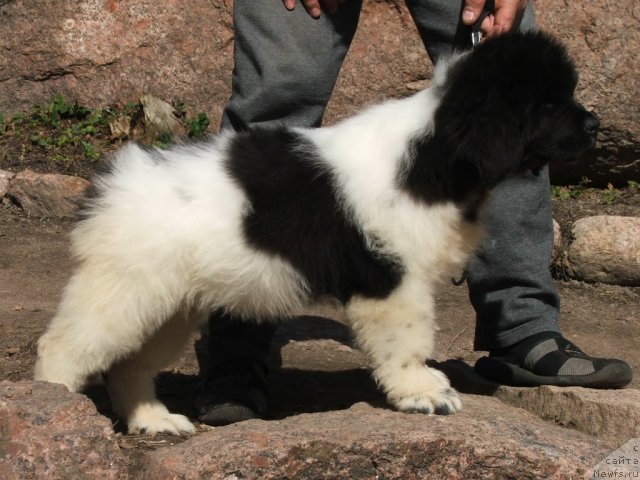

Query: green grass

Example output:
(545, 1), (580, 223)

(551, 178), (639, 205)
(6, 95), (113, 166)
(551, 176), (593, 200)
(185, 112), (210, 139)
(0, 95), (214, 176)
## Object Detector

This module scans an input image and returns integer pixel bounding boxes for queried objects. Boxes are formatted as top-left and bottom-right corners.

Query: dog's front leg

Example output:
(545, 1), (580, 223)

(346, 275), (461, 415)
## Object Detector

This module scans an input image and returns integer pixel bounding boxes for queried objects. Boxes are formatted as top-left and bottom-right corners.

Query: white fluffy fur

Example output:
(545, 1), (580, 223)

(35, 70), (484, 434)
(302, 85), (480, 415)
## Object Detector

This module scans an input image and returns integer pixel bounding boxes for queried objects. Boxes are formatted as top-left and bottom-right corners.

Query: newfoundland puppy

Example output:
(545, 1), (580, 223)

(35, 31), (598, 434)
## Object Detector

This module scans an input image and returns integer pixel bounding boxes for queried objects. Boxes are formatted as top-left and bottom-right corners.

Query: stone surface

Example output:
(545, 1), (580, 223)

(0, 1), (427, 130)
(141, 398), (611, 479)
(0, 380), (126, 480)
(0, 169), (15, 196)
(6, 169), (90, 218)
(567, 215), (640, 286)
(536, 0), (640, 186)
(0, 0), (235, 127)
(435, 359), (640, 444)
(1, 1), (636, 185)
(495, 386), (640, 443)
(0, 260), (636, 478)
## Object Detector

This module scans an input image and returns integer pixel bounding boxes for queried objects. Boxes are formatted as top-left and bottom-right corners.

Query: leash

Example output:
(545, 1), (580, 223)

(471, 0), (495, 47)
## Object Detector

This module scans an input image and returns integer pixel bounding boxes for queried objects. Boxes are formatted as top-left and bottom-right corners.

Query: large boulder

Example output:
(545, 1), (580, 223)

(141, 399), (611, 479)
(566, 215), (640, 286)
(0, 169), (15, 196)
(0, 0), (637, 185)
(535, 0), (640, 186)
(6, 169), (90, 218)
(0, 380), (127, 479)
(495, 385), (640, 442)
(0, 0), (235, 127)
(2, 379), (623, 479)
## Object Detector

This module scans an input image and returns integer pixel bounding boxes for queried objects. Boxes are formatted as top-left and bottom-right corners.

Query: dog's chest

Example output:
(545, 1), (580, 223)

(364, 198), (484, 280)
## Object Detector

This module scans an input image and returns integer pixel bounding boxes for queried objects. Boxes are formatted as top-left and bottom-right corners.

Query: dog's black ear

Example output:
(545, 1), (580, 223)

(435, 98), (526, 188)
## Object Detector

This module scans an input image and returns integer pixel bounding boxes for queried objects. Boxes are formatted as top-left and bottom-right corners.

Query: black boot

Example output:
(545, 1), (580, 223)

(475, 331), (633, 388)
(194, 313), (276, 426)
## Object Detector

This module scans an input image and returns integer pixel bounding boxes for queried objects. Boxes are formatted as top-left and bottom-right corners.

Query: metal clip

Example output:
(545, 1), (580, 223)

(471, 0), (495, 47)
(471, 30), (483, 47)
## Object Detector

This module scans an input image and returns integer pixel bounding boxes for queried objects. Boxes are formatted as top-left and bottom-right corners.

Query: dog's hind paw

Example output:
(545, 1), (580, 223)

(128, 406), (196, 435)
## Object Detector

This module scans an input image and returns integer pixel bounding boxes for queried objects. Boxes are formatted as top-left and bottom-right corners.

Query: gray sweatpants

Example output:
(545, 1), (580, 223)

(209, 0), (560, 361)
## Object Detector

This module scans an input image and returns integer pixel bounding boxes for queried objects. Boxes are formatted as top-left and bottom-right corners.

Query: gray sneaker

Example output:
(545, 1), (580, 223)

(475, 332), (633, 388)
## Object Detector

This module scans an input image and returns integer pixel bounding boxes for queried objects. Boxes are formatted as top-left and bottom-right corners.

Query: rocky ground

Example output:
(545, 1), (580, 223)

(1, 188), (639, 478)
(1, 89), (639, 480)
(1, 0), (639, 475)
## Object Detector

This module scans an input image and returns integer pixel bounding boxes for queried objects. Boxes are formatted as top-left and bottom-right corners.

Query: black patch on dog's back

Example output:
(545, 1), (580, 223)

(226, 128), (403, 302)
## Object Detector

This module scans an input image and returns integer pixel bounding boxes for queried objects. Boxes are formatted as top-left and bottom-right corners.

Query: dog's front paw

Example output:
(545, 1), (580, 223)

(128, 404), (196, 435)
(393, 385), (462, 415)
(388, 366), (462, 415)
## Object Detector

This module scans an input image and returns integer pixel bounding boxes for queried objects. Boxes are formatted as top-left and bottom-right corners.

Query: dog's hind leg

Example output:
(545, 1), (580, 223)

(106, 309), (201, 435)
(346, 275), (462, 415)
(34, 263), (183, 394)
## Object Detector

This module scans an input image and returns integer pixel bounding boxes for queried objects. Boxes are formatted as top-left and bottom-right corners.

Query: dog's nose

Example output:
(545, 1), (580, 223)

(583, 113), (600, 135)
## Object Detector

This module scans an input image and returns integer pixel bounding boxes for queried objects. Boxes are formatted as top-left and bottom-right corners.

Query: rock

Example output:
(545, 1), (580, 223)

(495, 385), (640, 443)
(0, 0), (235, 126)
(536, 0), (640, 186)
(0, 1), (427, 131)
(2, 1), (636, 186)
(0, 380), (126, 480)
(0, 169), (15, 197)
(141, 398), (610, 479)
(6, 169), (90, 218)
(567, 215), (640, 286)
(435, 360), (640, 444)
(325, 0), (430, 125)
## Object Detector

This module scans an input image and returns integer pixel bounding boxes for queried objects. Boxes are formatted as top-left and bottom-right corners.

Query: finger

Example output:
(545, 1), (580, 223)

(480, 15), (495, 36)
(301, 0), (322, 18)
(283, 0), (296, 11)
(493, 0), (526, 32)
(462, 0), (487, 25)
(494, 8), (516, 31)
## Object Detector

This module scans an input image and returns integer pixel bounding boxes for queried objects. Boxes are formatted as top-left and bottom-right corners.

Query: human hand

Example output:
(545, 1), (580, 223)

(462, 0), (528, 38)
(282, 0), (347, 19)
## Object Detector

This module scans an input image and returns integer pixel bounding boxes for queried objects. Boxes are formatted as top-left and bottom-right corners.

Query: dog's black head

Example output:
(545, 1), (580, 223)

(434, 31), (598, 187)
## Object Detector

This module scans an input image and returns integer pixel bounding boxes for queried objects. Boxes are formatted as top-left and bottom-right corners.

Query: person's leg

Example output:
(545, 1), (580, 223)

(221, 0), (363, 131)
(405, 0), (557, 345)
(197, 0), (364, 425)
(405, 0), (631, 387)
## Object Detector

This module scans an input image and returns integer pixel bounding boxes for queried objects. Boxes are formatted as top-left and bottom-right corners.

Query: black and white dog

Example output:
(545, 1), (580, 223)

(35, 32), (598, 435)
